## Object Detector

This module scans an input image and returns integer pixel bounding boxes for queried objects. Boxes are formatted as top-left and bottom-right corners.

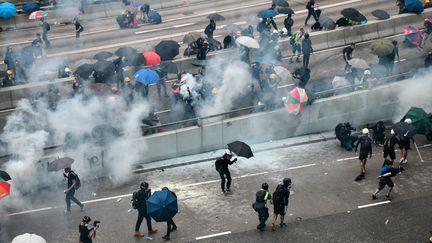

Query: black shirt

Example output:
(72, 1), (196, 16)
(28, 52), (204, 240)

(75, 21), (83, 32)
(79, 224), (92, 243)
(135, 189), (151, 210)
(355, 136), (372, 154)
(343, 46), (354, 61)
(67, 172), (77, 188)
(215, 157), (233, 172)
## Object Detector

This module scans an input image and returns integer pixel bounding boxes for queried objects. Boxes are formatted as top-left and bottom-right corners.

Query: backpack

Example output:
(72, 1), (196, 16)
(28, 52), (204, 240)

(256, 190), (268, 203)
(70, 171), (81, 190)
(131, 191), (140, 209)
(46, 22), (50, 31)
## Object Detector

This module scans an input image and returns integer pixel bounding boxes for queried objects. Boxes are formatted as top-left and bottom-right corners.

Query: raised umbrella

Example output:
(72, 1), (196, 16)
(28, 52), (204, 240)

(143, 51), (161, 66)
(277, 7), (294, 15)
(47, 157), (74, 172)
(29, 10), (48, 20)
(147, 190), (178, 222)
(341, 8), (366, 22)
(405, 107), (432, 135)
(93, 51), (113, 60)
(223, 23), (242, 32)
(392, 122), (416, 139)
(183, 32), (201, 44)
(284, 87), (309, 115)
(273, 0), (289, 7)
(23, 3), (40, 14)
(405, 0), (424, 14)
(404, 26), (424, 48)
(370, 39), (394, 56)
(371, 9), (390, 20)
(319, 16), (336, 30)
(0, 181), (10, 199)
(257, 9), (278, 18)
(134, 68), (160, 85)
(227, 141), (254, 158)
(0, 170), (11, 181)
(129, 53), (146, 66)
(207, 13), (225, 21)
(74, 64), (94, 79)
(148, 10), (162, 24)
(130, 2), (143, 8)
(274, 66), (293, 84)
(155, 40), (180, 61)
(0, 2), (16, 19)
(115, 47), (138, 57)
(11, 233), (47, 243)
(236, 36), (260, 49)
(348, 58), (369, 69)
(93, 60), (116, 78)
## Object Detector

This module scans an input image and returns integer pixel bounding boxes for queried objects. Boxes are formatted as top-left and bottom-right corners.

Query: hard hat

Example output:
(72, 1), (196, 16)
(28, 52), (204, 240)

(364, 70), (371, 75)
(270, 73), (277, 80)
(124, 76), (131, 82)
(362, 128), (369, 134)
(224, 149), (232, 155)
(6, 70), (13, 75)
(405, 118), (412, 124)
(391, 129), (395, 135)
(65, 67), (71, 73)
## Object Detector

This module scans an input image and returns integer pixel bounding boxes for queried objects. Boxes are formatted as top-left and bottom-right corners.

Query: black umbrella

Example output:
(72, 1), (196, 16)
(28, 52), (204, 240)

(371, 9), (390, 20)
(160, 61), (178, 74)
(207, 13), (225, 21)
(227, 141), (254, 158)
(277, 7), (294, 15)
(155, 40), (180, 61)
(273, 0), (289, 7)
(115, 47), (138, 57)
(0, 170), (11, 181)
(128, 53), (146, 66)
(208, 38), (223, 51)
(341, 8), (366, 22)
(319, 16), (336, 30)
(93, 60), (116, 77)
(93, 51), (113, 60)
(336, 17), (349, 27)
(392, 122), (416, 139)
(47, 157), (74, 172)
(74, 64), (94, 78)
(92, 124), (121, 145)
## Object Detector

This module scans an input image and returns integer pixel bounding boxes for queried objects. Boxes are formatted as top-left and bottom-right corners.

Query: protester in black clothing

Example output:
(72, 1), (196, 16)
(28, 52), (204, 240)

(79, 216), (98, 243)
(302, 33), (313, 68)
(383, 129), (399, 162)
(40, 18), (51, 48)
(161, 187), (178, 241)
(343, 43), (355, 71)
(266, 4), (278, 30)
(399, 118), (415, 164)
(372, 159), (403, 199)
(396, 0), (407, 14)
(63, 167), (84, 213)
(305, 0), (318, 26)
(385, 40), (399, 75)
(283, 14), (294, 36)
(74, 17), (84, 39)
(215, 150), (237, 193)
(425, 52), (432, 68)
(204, 19), (216, 39)
(253, 182), (272, 231)
(141, 3), (150, 22)
(371, 120), (386, 145)
(271, 178), (291, 231)
(354, 128), (373, 181)
(133, 182), (158, 237)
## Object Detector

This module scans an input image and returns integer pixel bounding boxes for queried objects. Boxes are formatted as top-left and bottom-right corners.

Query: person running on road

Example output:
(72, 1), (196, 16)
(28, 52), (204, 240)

(302, 33), (313, 68)
(354, 128), (373, 181)
(383, 129), (399, 162)
(63, 167), (84, 213)
(74, 17), (84, 39)
(343, 43), (355, 71)
(161, 187), (178, 241)
(253, 182), (272, 231)
(40, 18), (51, 48)
(271, 178), (291, 231)
(399, 118), (415, 164)
(372, 159), (403, 199)
(215, 150), (237, 193)
(305, 0), (318, 26)
(204, 19), (216, 40)
(132, 182), (158, 237)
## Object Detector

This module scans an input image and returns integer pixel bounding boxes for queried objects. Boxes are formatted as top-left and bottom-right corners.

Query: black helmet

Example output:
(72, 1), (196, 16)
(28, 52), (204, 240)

(82, 216), (91, 223)
(283, 178), (292, 187)
(261, 182), (269, 190)
(140, 182), (149, 189)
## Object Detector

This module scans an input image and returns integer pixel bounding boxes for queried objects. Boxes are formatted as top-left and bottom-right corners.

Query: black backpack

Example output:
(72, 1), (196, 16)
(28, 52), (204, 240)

(70, 171), (81, 190)
(255, 190), (268, 203)
(272, 184), (286, 203)
(46, 22), (50, 31)
(131, 191), (139, 209)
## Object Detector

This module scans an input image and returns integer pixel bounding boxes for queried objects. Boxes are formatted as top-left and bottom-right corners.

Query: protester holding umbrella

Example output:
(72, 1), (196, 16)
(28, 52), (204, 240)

(40, 18), (51, 48)
(63, 166), (84, 213)
(385, 40), (400, 75)
(0, 170), (11, 199)
(215, 150), (238, 194)
(160, 187), (178, 241)
(305, 0), (318, 26)
(132, 182), (158, 237)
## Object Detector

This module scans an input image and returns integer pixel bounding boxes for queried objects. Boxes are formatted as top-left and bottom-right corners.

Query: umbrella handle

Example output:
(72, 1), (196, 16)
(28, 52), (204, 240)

(413, 142), (424, 162)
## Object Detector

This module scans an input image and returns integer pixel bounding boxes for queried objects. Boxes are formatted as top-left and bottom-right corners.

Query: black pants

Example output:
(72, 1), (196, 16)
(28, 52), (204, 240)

(166, 218), (177, 237)
(135, 208), (153, 232)
(303, 53), (311, 68)
(42, 33), (51, 47)
(218, 170), (231, 192)
(257, 207), (269, 229)
(305, 9), (318, 25)
(76, 30), (82, 39)
(65, 188), (83, 212)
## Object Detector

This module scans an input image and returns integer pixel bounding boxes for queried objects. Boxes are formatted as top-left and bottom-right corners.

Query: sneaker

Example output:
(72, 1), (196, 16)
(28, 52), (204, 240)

(401, 159), (407, 164)
(162, 235), (170, 241)
(355, 175), (363, 181)
(170, 226), (177, 232)
(134, 231), (145, 237)
(148, 229), (158, 234)
(226, 188), (231, 193)
(399, 158), (405, 164)
(279, 223), (287, 227)
(372, 194), (378, 200)
(80, 205), (85, 212)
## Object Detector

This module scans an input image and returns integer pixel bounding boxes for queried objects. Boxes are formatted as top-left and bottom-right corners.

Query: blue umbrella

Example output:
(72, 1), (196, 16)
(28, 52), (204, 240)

(404, 0), (424, 14)
(0, 2), (16, 19)
(134, 68), (160, 85)
(23, 3), (40, 14)
(146, 190), (178, 222)
(257, 9), (278, 18)
(148, 10), (162, 24)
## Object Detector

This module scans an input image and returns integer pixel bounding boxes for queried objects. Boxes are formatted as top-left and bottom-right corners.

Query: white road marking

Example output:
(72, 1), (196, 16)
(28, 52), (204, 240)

(357, 200), (391, 209)
(195, 231), (231, 240)
(419, 144), (432, 148)
(82, 193), (132, 204)
(337, 156), (358, 162)
(8, 206), (56, 216)
(281, 163), (316, 171)
(173, 23), (196, 28)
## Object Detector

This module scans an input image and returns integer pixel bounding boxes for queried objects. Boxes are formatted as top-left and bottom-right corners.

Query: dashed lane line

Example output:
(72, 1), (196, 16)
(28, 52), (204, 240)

(358, 200), (391, 209)
(195, 231), (231, 240)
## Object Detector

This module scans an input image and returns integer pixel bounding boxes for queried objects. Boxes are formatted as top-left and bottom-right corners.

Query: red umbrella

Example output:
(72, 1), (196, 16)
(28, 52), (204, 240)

(0, 181), (11, 199)
(284, 87), (308, 115)
(143, 51), (161, 66)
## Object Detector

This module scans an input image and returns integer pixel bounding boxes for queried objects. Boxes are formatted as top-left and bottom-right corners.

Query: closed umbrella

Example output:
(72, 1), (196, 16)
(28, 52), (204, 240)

(134, 68), (160, 85)
(47, 157), (74, 172)
(147, 190), (178, 222)
(115, 47), (138, 57)
(274, 66), (293, 83)
(207, 13), (225, 21)
(348, 58), (369, 69)
(23, 3), (40, 14)
(0, 181), (10, 199)
(29, 10), (48, 20)
(405, 107), (432, 135)
(227, 141), (254, 158)
(341, 8), (366, 22)
(183, 32), (201, 44)
(257, 9), (278, 18)
(319, 16), (336, 30)
(0, 2), (16, 19)
(370, 39), (394, 56)
(93, 51), (113, 60)
(143, 51), (161, 66)
(273, 0), (289, 7)
(223, 23), (242, 32)
(0, 170), (12, 181)
(74, 64), (94, 78)
(371, 9), (390, 20)
(155, 40), (180, 61)
(11, 233), (47, 243)
(284, 87), (308, 115)
(236, 36), (260, 49)
(277, 7), (294, 15)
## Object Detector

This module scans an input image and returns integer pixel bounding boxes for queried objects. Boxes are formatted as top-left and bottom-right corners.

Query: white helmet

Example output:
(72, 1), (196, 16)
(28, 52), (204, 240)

(391, 129), (395, 135)
(405, 118), (412, 124)
(362, 128), (369, 134)
(282, 27), (288, 34)
(364, 70), (371, 75)
(272, 30), (279, 34)
(224, 149), (232, 155)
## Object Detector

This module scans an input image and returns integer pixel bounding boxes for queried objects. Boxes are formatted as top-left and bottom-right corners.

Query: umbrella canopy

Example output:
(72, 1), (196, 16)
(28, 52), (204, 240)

(371, 9), (390, 20)
(94, 60), (116, 77)
(29, 10), (47, 20)
(223, 23), (242, 32)
(207, 13), (225, 21)
(0, 170), (11, 181)
(115, 47), (138, 57)
(392, 121), (416, 139)
(348, 58), (369, 69)
(58, 7), (80, 18)
(404, 26), (424, 47)
(93, 51), (113, 60)
(370, 39), (394, 56)
(147, 190), (178, 222)
(236, 36), (260, 48)
(74, 64), (94, 78)
(91, 124), (121, 145)
(284, 87), (308, 115)
(405, 107), (432, 135)
(183, 32), (201, 44)
(23, 3), (40, 14)
(148, 10), (162, 24)
(227, 141), (254, 158)
(47, 157), (74, 172)
(159, 61), (178, 74)
(143, 51), (161, 66)
(277, 7), (294, 15)
(273, 0), (289, 7)
(130, 2), (143, 8)
(257, 9), (278, 18)
(404, 0), (424, 14)
(0, 2), (16, 19)
(11, 233), (47, 243)
(274, 66), (293, 83)
(0, 181), (10, 199)
(134, 68), (160, 85)
(319, 16), (336, 30)
(155, 40), (180, 61)
(341, 8), (366, 22)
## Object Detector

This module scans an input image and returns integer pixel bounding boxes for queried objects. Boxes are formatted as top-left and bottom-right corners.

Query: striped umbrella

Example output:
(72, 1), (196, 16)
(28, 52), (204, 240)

(0, 181), (11, 199)
(29, 10), (48, 20)
(284, 87), (308, 115)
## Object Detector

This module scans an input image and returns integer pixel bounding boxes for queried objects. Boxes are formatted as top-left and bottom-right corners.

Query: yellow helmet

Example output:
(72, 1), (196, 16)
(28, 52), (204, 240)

(124, 76), (131, 82)
(6, 70), (13, 75)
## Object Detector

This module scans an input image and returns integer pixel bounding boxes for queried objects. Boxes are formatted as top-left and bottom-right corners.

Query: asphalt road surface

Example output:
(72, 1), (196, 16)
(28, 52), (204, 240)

(1, 133), (432, 242)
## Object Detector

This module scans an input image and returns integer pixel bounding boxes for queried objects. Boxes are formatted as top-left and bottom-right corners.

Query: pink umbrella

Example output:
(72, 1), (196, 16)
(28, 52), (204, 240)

(29, 10), (47, 20)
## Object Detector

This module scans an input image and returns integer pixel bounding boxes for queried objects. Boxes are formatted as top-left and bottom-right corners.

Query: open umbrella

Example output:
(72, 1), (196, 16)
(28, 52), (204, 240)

(183, 32), (201, 44)
(277, 7), (294, 15)
(93, 51), (113, 60)
(147, 190), (178, 222)
(74, 64), (94, 78)
(148, 10), (162, 24)
(130, 2), (143, 8)
(370, 39), (394, 56)
(341, 8), (366, 22)
(257, 9), (278, 18)
(404, 0), (424, 14)
(223, 23), (242, 32)
(227, 141), (254, 158)
(29, 10), (47, 20)
(160, 61), (178, 74)
(207, 13), (225, 21)
(58, 7), (80, 19)
(392, 122), (416, 139)
(47, 157), (74, 172)
(0, 170), (11, 181)
(23, 3), (40, 14)
(319, 16), (336, 30)
(129, 53), (146, 66)
(274, 66), (293, 83)
(0, 2), (16, 19)
(371, 9), (390, 20)
(11, 233), (47, 243)
(115, 47), (138, 57)
(348, 58), (369, 69)
(94, 60), (116, 77)
(273, 0), (289, 7)
(404, 26), (424, 48)
(155, 40), (180, 61)
(284, 87), (308, 115)
(143, 51), (161, 66)
(236, 36), (260, 49)
(0, 181), (10, 199)
(405, 107), (432, 135)
(134, 68), (160, 85)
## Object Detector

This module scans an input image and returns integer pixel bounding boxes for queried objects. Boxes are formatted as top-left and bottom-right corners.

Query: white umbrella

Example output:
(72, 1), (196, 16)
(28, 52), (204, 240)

(235, 36), (260, 49)
(12, 233), (47, 243)
(348, 58), (369, 69)
(274, 66), (293, 83)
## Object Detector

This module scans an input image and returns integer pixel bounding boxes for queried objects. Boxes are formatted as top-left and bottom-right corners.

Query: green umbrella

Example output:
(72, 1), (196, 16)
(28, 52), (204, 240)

(370, 39), (393, 56)
(405, 107), (431, 135)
